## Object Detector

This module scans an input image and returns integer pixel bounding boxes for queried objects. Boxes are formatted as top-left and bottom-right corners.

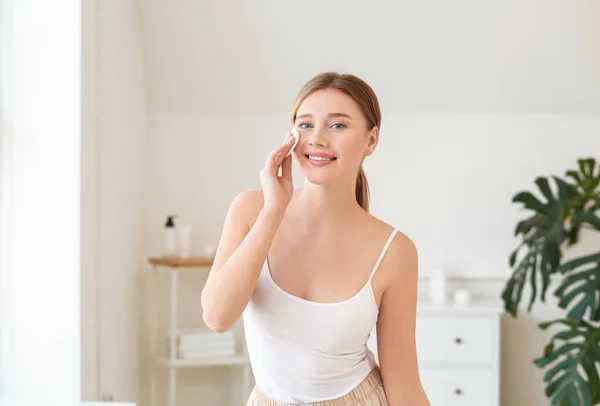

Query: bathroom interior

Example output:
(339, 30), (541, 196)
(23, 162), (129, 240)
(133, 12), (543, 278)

(1, 1), (599, 406)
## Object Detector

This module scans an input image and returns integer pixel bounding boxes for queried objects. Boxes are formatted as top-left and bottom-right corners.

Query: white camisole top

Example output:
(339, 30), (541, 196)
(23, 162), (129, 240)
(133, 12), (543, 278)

(242, 228), (399, 403)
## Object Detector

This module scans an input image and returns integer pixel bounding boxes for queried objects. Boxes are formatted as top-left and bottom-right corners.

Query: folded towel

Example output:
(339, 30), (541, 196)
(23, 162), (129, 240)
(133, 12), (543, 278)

(178, 346), (236, 359)
(169, 328), (233, 338)
(167, 329), (234, 343)
(168, 327), (233, 335)
(179, 331), (234, 345)
(179, 338), (235, 352)
(180, 336), (234, 347)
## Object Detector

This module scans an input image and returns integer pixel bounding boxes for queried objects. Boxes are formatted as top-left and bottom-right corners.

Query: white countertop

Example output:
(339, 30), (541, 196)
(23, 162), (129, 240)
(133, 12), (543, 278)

(417, 298), (505, 315)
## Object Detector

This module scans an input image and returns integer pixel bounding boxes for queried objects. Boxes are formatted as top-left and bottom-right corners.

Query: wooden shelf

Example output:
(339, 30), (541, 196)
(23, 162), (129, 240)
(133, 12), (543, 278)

(154, 354), (250, 368)
(147, 253), (253, 406)
(148, 256), (214, 268)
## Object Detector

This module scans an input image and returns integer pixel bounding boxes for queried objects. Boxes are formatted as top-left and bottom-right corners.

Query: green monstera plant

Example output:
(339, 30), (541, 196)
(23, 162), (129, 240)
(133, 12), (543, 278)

(501, 157), (600, 406)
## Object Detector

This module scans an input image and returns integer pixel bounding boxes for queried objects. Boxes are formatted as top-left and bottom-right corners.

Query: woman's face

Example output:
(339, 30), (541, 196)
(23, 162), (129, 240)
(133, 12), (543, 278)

(293, 88), (378, 187)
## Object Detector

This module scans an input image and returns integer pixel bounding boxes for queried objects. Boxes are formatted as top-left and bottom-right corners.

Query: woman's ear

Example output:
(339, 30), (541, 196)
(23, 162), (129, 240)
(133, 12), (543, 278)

(364, 126), (379, 157)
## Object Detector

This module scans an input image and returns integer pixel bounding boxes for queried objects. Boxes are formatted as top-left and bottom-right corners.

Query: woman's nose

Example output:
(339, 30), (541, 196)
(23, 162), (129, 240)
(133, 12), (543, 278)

(307, 127), (328, 147)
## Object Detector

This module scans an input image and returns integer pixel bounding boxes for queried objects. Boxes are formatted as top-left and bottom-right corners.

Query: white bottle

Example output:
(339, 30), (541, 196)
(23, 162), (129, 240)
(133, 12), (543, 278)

(177, 223), (192, 258)
(429, 268), (447, 304)
(163, 215), (178, 257)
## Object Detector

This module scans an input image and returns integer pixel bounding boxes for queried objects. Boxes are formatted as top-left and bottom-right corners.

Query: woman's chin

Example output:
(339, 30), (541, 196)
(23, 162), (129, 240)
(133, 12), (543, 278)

(300, 171), (339, 186)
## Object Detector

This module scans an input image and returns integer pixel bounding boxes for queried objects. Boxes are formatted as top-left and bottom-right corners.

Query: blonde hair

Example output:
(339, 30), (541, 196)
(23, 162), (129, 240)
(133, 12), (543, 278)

(290, 72), (381, 212)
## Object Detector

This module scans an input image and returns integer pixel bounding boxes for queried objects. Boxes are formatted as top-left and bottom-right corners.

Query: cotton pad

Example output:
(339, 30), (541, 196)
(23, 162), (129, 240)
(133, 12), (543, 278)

(286, 128), (300, 157)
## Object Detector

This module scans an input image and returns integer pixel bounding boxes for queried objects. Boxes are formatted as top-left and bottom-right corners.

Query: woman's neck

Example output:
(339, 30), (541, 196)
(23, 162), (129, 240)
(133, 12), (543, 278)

(294, 182), (364, 230)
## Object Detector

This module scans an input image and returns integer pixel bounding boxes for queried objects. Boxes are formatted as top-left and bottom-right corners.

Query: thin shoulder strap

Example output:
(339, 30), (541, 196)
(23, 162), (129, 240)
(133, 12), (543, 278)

(368, 228), (399, 281)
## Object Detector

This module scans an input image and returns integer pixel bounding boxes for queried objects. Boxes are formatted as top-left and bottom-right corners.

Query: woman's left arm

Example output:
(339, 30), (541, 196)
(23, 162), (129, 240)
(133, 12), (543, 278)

(377, 235), (430, 406)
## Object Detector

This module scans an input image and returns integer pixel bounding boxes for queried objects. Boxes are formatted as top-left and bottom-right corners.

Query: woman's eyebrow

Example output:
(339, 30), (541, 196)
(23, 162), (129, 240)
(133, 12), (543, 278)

(296, 113), (353, 120)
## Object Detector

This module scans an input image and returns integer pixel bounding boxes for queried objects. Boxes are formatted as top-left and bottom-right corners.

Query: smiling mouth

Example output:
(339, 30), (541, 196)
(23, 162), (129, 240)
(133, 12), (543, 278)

(305, 155), (337, 161)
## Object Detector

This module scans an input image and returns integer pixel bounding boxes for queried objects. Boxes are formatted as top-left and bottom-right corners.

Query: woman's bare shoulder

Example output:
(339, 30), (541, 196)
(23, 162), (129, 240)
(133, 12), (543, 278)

(361, 213), (408, 241)
(228, 189), (265, 226)
(232, 188), (304, 227)
(233, 189), (264, 206)
(363, 214), (417, 276)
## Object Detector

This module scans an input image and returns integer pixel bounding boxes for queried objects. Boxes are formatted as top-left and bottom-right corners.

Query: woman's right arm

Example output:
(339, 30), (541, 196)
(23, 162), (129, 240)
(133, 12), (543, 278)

(201, 132), (296, 332)
(201, 193), (283, 332)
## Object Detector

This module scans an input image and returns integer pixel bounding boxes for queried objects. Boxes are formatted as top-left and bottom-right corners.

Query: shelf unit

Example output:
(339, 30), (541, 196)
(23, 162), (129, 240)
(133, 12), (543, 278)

(147, 256), (252, 406)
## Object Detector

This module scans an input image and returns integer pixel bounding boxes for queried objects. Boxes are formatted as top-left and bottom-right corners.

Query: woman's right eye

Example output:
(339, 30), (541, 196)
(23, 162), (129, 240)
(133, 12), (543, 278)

(297, 122), (312, 129)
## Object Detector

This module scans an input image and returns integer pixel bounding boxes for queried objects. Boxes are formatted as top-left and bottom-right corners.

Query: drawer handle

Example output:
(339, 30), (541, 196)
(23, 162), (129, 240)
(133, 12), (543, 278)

(455, 388), (463, 395)
(454, 337), (463, 344)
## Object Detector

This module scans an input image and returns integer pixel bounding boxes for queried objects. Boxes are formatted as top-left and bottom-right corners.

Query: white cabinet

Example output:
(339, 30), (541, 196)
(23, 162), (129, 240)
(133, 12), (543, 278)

(416, 300), (502, 406)
(420, 369), (493, 406)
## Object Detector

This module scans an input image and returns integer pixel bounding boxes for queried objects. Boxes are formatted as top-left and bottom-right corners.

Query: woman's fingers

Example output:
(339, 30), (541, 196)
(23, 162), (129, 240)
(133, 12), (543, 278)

(280, 153), (292, 180)
(267, 133), (295, 170)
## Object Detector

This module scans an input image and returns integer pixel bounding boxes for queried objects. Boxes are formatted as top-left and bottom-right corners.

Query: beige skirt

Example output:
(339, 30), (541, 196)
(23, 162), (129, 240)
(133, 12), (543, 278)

(246, 367), (388, 406)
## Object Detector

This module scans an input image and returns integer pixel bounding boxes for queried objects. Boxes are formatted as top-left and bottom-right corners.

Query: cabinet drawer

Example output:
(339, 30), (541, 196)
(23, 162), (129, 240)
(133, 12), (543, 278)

(416, 316), (493, 364)
(420, 368), (493, 406)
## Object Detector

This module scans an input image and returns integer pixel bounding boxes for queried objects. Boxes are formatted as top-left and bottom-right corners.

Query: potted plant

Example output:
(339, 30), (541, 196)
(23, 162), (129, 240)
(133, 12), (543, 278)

(501, 157), (600, 405)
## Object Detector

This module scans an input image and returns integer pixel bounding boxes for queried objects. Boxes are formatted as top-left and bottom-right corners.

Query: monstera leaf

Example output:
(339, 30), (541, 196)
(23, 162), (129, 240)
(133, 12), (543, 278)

(502, 158), (600, 316)
(556, 252), (600, 322)
(502, 176), (578, 315)
(572, 210), (600, 232)
(566, 158), (600, 207)
(563, 158), (600, 249)
(534, 319), (600, 406)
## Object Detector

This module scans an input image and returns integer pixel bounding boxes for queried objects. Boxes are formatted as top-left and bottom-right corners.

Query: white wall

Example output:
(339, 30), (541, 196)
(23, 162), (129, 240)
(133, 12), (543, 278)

(81, 0), (99, 399)
(94, 0), (147, 402)
(0, 0), (81, 404)
(138, 0), (600, 114)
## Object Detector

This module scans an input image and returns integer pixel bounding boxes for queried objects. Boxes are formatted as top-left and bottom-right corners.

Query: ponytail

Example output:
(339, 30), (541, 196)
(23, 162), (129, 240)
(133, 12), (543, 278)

(355, 166), (370, 212)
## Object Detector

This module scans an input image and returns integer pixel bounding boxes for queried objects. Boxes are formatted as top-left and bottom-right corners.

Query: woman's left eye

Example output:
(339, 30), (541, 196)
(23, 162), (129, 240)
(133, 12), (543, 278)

(331, 123), (345, 129)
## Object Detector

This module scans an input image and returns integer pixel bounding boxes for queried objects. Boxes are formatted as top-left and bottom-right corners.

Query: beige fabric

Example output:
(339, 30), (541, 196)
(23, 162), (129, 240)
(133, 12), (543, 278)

(246, 367), (388, 406)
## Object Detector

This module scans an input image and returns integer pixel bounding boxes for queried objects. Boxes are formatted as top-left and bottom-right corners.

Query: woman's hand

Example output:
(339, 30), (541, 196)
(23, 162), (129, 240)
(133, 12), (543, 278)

(259, 132), (295, 215)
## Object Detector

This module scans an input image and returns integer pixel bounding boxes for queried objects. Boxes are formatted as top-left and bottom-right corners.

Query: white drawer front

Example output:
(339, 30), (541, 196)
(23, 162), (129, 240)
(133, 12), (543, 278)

(416, 316), (493, 364)
(420, 368), (493, 406)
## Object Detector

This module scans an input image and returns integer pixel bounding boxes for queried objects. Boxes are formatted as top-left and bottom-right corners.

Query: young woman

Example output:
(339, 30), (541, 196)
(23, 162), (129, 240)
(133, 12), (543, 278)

(201, 72), (430, 406)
